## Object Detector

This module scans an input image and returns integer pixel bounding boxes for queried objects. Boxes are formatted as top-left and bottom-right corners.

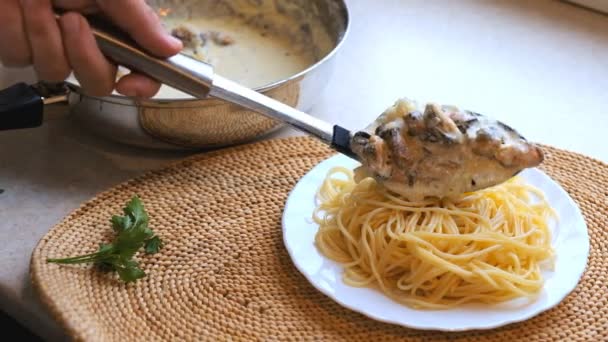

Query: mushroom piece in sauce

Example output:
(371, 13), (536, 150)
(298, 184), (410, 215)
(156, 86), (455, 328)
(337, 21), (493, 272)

(209, 31), (235, 46)
(171, 25), (200, 49)
(350, 98), (544, 201)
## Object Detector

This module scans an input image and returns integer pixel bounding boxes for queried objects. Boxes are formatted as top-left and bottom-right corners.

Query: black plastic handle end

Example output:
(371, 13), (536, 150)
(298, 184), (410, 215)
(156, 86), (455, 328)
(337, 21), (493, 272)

(331, 125), (358, 160)
(0, 83), (44, 131)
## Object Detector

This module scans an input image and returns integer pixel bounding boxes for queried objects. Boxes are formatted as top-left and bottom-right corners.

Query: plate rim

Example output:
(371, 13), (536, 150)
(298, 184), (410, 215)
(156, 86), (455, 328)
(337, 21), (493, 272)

(282, 154), (590, 331)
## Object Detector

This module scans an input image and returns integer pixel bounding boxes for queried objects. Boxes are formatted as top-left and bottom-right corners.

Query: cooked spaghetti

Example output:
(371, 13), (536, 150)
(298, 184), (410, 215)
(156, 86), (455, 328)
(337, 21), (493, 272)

(313, 167), (556, 309)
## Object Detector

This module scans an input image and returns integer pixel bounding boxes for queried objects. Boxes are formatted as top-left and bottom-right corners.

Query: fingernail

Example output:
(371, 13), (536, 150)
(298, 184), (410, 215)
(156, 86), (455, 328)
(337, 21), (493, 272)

(166, 34), (183, 48)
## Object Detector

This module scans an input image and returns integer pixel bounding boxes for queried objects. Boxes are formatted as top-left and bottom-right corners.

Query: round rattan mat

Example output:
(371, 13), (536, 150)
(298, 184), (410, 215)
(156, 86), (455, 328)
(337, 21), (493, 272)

(31, 137), (607, 341)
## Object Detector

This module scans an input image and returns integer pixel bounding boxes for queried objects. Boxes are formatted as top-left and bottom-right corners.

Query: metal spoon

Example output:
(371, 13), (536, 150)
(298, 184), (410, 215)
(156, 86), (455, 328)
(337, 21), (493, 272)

(1, 12), (542, 200)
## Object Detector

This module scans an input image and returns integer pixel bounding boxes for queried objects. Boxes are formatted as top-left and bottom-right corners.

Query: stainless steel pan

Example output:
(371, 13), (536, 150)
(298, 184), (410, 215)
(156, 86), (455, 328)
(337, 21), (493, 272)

(0, 0), (349, 150)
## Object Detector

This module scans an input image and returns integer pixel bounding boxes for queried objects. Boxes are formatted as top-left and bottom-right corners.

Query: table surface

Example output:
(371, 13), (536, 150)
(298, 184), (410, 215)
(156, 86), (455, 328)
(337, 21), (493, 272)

(1, 0), (607, 340)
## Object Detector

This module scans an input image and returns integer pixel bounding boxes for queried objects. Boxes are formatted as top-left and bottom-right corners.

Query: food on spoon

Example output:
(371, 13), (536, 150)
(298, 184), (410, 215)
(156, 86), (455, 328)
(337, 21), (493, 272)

(350, 98), (544, 200)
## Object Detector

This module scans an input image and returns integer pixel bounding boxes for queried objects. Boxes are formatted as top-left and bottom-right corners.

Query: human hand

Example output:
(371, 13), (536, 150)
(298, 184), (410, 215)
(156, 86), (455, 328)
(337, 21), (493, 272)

(0, 0), (183, 98)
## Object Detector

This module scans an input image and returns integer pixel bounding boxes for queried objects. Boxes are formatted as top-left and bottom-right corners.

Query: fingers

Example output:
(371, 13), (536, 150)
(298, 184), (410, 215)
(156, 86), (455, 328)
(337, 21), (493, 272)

(0, 0), (31, 67)
(12, 0), (173, 98)
(116, 73), (162, 98)
(52, 0), (98, 13)
(96, 0), (182, 57)
(59, 13), (117, 96)
(20, 0), (71, 81)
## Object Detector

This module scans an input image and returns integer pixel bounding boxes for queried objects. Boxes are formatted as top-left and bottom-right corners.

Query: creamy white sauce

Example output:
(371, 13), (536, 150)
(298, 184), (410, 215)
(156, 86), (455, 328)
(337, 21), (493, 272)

(164, 17), (314, 91)
(67, 14), (317, 100)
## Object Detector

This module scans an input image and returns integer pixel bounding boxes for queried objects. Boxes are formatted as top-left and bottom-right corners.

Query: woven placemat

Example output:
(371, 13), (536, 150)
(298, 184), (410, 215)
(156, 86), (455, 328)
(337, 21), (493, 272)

(31, 137), (607, 341)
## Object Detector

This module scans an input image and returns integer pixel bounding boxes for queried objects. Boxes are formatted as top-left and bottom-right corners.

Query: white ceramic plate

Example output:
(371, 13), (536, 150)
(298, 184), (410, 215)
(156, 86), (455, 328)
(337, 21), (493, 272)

(282, 154), (589, 331)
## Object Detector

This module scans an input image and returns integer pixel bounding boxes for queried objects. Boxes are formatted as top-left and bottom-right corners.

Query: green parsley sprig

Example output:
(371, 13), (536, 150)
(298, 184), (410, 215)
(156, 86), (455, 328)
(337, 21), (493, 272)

(47, 196), (163, 283)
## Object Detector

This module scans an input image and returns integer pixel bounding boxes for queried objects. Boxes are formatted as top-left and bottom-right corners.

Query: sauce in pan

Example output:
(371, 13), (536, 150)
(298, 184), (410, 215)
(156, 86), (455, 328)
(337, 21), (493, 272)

(162, 17), (316, 97)
(67, 14), (317, 100)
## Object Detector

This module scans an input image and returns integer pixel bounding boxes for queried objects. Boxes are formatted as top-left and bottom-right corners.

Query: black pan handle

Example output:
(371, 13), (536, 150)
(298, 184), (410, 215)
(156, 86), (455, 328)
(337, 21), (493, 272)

(0, 83), (44, 131)
(0, 82), (70, 131)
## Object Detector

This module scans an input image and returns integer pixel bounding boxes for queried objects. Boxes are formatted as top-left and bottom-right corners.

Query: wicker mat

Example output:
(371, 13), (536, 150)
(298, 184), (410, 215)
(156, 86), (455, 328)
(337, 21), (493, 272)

(30, 137), (607, 341)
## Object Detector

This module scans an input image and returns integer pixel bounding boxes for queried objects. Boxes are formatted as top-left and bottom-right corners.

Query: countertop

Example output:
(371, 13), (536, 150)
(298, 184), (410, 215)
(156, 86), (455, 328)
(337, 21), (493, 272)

(1, 0), (607, 340)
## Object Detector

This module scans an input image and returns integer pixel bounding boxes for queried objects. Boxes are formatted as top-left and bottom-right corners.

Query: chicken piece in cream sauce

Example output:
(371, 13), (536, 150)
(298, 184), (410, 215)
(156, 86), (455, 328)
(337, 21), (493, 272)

(351, 99), (544, 201)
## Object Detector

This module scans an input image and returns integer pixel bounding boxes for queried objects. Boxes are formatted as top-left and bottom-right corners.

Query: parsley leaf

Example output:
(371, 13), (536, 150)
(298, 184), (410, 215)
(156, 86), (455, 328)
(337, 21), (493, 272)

(144, 236), (163, 254)
(47, 196), (162, 283)
(115, 260), (146, 283)
(111, 215), (131, 233)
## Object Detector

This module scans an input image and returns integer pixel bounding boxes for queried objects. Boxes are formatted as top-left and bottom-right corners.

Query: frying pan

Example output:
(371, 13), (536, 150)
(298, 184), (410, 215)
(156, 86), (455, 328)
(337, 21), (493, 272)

(0, 0), (349, 150)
